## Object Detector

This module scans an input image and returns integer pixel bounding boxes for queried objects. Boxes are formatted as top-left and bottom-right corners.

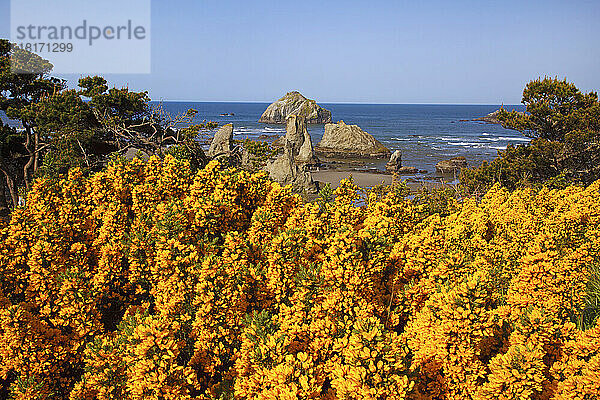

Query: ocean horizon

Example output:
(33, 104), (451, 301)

(1, 102), (529, 176)
(157, 102), (528, 175)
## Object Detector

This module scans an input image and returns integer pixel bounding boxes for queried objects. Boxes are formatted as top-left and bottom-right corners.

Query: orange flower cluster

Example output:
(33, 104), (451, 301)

(1, 155), (599, 399)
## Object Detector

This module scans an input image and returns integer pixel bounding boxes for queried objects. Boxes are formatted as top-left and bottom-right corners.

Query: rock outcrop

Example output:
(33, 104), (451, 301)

(473, 109), (525, 126)
(263, 115), (319, 195)
(259, 91), (332, 124)
(386, 151), (422, 175)
(285, 114), (306, 153)
(208, 124), (234, 157)
(315, 121), (390, 158)
(395, 166), (420, 174)
(385, 150), (402, 172)
(286, 115), (319, 165)
(436, 156), (468, 174)
(264, 142), (318, 196)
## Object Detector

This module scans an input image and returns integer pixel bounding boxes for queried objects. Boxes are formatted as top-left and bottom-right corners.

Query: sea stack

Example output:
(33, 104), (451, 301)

(385, 150), (403, 172)
(263, 144), (318, 195)
(263, 114), (319, 195)
(207, 124), (234, 158)
(259, 91), (332, 124)
(286, 115), (319, 165)
(436, 156), (468, 174)
(315, 121), (390, 158)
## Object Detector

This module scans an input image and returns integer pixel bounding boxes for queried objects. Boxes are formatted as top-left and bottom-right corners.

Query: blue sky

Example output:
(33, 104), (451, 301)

(1, 0), (599, 104)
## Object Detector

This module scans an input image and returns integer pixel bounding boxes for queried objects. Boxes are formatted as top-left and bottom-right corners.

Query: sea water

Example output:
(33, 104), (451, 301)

(2, 103), (529, 175)
(159, 102), (528, 174)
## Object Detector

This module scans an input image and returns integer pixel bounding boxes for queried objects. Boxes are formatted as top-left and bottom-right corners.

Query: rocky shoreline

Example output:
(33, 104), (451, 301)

(203, 93), (476, 194)
(208, 113), (465, 196)
(465, 109), (525, 127)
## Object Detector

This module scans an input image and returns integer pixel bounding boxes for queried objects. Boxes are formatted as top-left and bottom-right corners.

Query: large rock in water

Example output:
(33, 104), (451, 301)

(436, 156), (468, 174)
(208, 124), (234, 157)
(385, 150), (402, 172)
(259, 91), (332, 124)
(315, 121), (390, 158)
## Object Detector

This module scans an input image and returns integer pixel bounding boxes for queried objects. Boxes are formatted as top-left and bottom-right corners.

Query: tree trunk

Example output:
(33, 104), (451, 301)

(0, 180), (9, 219)
(33, 130), (40, 173)
(22, 125), (34, 192)
(5, 174), (18, 209)
(0, 158), (18, 210)
(0, 154), (19, 209)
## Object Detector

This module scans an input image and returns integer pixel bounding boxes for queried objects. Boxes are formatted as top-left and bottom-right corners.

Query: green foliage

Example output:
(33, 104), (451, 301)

(0, 38), (218, 211)
(79, 75), (151, 128)
(0, 124), (23, 155)
(6, 45), (53, 75)
(1, 39), (66, 208)
(235, 139), (279, 170)
(498, 77), (600, 141)
(412, 184), (458, 218)
(317, 182), (334, 209)
(164, 141), (208, 172)
(179, 121), (219, 142)
(578, 263), (600, 330)
(36, 134), (90, 179)
(461, 77), (600, 193)
(31, 89), (97, 136)
(460, 139), (564, 193)
(240, 139), (278, 160)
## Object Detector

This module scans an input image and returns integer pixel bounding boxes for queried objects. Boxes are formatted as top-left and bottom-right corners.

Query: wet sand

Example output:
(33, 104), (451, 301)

(311, 170), (450, 192)
(311, 170), (392, 188)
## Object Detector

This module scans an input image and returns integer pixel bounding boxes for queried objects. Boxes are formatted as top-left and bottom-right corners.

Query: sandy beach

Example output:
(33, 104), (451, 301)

(311, 170), (451, 192)
(311, 170), (392, 188)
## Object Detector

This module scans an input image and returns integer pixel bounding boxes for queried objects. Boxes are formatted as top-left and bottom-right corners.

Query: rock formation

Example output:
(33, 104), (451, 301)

(264, 141), (318, 196)
(385, 150), (402, 172)
(270, 136), (286, 148)
(286, 115), (319, 165)
(259, 91), (332, 124)
(263, 115), (319, 195)
(386, 152), (422, 175)
(436, 156), (468, 174)
(315, 121), (390, 158)
(473, 109), (525, 127)
(395, 166), (420, 174)
(208, 124), (234, 158)
(285, 114), (306, 153)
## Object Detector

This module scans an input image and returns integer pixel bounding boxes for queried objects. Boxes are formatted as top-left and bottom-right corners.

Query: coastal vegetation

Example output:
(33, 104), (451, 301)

(460, 77), (600, 193)
(1, 155), (599, 399)
(1, 41), (600, 399)
(0, 39), (216, 216)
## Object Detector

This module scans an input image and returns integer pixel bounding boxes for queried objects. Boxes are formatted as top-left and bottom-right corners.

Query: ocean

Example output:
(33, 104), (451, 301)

(2, 103), (529, 175)
(158, 102), (528, 174)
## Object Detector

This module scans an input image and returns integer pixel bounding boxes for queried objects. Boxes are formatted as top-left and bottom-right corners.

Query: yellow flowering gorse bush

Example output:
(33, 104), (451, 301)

(1, 155), (599, 399)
